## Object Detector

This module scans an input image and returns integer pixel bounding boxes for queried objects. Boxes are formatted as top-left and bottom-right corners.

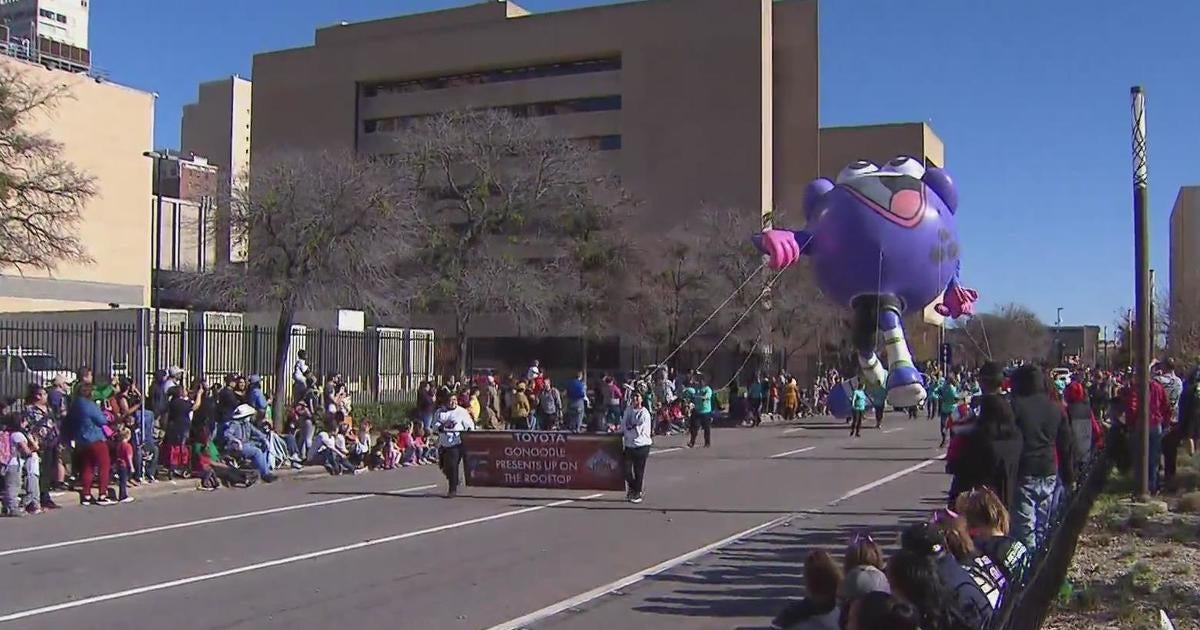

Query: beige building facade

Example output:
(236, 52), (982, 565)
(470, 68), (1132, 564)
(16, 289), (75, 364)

(819, 122), (946, 178)
(252, 0), (820, 231)
(180, 74), (251, 264)
(0, 56), (155, 313)
(1170, 186), (1200, 327)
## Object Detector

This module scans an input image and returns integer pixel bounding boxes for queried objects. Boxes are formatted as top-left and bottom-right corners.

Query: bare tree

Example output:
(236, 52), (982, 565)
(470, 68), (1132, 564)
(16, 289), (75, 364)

(0, 64), (95, 272)
(187, 150), (417, 426)
(958, 303), (1049, 364)
(394, 109), (614, 373)
(769, 265), (845, 372)
(694, 206), (766, 350)
(555, 169), (638, 376)
(627, 231), (708, 358)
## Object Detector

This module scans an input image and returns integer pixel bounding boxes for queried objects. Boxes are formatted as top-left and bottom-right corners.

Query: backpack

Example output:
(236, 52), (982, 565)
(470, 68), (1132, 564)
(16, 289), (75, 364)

(0, 429), (11, 464)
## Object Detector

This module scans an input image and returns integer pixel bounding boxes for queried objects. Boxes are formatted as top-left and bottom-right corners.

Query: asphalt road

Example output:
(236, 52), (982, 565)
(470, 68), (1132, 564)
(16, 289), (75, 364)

(0, 414), (951, 630)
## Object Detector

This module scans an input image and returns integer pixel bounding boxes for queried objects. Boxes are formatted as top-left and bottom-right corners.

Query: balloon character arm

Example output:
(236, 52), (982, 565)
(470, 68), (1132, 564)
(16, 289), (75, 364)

(751, 229), (814, 271)
(934, 268), (979, 318)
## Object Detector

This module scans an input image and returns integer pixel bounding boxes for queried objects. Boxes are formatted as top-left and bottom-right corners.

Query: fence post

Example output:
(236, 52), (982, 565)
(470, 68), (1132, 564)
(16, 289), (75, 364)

(367, 328), (378, 404)
(251, 326), (260, 377)
(401, 329), (411, 390)
(177, 322), (186, 373)
(90, 321), (100, 377)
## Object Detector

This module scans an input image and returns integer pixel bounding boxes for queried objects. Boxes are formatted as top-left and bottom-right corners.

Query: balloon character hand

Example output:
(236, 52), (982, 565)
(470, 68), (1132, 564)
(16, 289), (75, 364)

(935, 282), (979, 318)
(752, 229), (803, 271)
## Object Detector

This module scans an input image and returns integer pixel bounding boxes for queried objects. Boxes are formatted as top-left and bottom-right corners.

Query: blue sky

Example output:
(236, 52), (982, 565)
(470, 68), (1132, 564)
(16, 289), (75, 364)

(91, 0), (1198, 331)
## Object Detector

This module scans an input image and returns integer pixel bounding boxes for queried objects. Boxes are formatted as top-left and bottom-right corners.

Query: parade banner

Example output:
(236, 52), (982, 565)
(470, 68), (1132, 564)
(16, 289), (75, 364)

(462, 431), (625, 491)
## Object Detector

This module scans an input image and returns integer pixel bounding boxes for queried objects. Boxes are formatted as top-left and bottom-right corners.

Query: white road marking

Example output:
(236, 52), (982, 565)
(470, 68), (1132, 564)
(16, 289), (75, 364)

(783, 427), (808, 434)
(651, 447), (683, 455)
(882, 427), (905, 434)
(0, 484), (438, 559)
(0, 493), (605, 623)
(769, 446), (816, 459)
(487, 513), (795, 630)
(489, 456), (938, 630)
(827, 458), (939, 506)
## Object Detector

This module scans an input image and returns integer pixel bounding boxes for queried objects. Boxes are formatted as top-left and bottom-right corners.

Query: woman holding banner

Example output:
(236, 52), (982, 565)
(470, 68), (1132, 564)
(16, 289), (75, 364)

(622, 391), (653, 504)
(434, 387), (476, 498)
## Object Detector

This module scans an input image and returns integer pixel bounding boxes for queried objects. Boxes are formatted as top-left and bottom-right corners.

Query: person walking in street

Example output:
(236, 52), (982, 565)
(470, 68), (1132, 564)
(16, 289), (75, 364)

(850, 382), (868, 438)
(938, 375), (959, 448)
(684, 375), (715, 448)
(433, 387), (475, 498)
(1009, 365), (1075, 552)
(621, 391), (652, 504)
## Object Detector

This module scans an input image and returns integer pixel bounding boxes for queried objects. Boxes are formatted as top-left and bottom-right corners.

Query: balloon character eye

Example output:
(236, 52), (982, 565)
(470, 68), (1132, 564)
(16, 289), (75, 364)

(880, 156), (926, 179)
(836, 160), (879, 184)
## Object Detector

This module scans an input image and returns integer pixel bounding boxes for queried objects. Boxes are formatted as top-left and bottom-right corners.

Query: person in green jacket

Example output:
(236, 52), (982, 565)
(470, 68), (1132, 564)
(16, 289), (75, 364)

(937, 376), (959, 448)
(683, 376), (715, 448)
(850, 381), (869, 437)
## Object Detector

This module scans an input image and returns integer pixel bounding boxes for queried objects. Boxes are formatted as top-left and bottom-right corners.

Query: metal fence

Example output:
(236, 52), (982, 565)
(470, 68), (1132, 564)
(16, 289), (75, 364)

(0, 320), (434, 406)
(987, 438), (1114, 630)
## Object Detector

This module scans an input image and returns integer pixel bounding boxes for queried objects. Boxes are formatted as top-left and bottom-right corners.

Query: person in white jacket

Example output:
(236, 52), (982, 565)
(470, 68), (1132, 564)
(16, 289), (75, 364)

(621, 391), (653, 504)
(433, 387), (475, 498)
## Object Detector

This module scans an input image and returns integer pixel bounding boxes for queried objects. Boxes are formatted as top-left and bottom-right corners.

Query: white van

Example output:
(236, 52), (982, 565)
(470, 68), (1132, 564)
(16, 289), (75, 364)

(0, 347), (75, 400)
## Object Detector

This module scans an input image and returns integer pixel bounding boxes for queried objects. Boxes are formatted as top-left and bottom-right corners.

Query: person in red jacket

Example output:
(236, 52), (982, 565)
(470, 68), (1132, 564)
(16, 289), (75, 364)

(1123, 376), (1170, 494)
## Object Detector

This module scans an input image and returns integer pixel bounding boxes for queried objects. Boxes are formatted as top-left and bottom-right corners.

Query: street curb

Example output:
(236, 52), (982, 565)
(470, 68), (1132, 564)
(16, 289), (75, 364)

(47, 466), (333, 509)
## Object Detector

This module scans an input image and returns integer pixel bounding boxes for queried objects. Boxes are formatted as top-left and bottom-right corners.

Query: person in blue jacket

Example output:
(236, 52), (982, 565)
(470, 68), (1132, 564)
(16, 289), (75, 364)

(69, 383), (114, 505)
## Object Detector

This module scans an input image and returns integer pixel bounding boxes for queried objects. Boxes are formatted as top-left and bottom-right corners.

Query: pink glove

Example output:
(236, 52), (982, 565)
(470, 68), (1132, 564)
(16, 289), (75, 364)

(759, 229), (802, 270)
(935, 283), (979, 318)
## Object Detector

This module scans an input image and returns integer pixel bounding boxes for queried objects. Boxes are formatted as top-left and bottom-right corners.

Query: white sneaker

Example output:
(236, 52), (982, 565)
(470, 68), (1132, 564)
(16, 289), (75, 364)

(120, 496), (136, 504)
(95, 497), (116, 506)
(630, 494), (644, 504)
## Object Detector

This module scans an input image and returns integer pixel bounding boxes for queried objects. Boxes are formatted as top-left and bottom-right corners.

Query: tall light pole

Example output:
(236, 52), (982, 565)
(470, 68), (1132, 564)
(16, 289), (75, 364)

(1131, 86), (1152, 499)
(142, 150), (181, 376)
(1055, 307), (1064, 365)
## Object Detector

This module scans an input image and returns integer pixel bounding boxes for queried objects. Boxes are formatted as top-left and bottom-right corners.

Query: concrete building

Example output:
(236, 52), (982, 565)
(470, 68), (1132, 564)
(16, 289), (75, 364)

(252, 0), (820, 232)
(1049, 325), (1101, 367)
(0, 0), (90, 73)
(1170, 186), (1200, 329)
(0, 55), (155, 312)
(181, 74), (251, 264)
(151, 151), (219, 202)
(819, 123), (946, 178)
(181, 75), (252, 190)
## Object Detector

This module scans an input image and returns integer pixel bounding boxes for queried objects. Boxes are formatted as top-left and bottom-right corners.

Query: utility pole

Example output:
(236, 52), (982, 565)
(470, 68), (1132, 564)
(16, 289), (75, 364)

(1131, 86), (1152, 499)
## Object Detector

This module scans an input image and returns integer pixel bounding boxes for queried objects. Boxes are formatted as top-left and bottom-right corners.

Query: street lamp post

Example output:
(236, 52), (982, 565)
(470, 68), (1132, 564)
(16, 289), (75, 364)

(1055, 307), (1064, 365)
(142, 150), (181, 376)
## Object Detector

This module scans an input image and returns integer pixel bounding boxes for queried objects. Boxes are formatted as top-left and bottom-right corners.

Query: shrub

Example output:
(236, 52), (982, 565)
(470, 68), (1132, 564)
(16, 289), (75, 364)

(1175, 491), (1200, 514)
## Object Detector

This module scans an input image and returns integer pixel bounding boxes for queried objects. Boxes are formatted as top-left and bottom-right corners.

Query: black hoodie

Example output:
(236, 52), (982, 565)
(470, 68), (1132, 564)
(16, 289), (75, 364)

(1009, 366), (1075, 484)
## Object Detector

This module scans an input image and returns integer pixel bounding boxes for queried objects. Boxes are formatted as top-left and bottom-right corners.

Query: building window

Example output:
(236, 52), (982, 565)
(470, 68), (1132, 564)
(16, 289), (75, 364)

(362, 95), (621, 136)
(38, 8), (52, 18)
(55, 13), (66, 23)
(361, 56), (622, 98)
(576, 135), (622, 151)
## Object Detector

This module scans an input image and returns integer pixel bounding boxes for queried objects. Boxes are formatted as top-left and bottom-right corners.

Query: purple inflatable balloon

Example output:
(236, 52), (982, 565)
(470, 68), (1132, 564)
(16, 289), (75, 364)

(753, 156), (977, 409)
